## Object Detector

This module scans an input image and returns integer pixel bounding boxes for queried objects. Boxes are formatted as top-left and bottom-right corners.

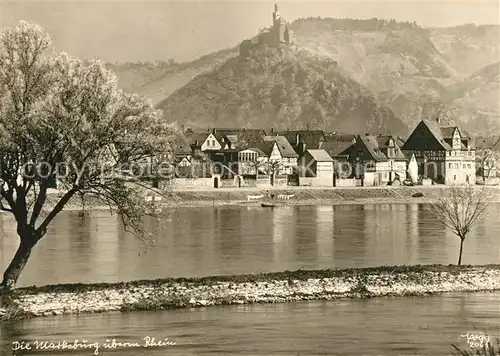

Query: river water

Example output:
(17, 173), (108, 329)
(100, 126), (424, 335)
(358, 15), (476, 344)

(1, 203), (499, 287)
(0, 203), (499, 355)
(1, 292), (499, 355)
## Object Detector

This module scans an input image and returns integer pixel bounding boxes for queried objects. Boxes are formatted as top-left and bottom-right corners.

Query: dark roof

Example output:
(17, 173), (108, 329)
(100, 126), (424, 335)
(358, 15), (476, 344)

(375, 135), (407, 160)
(357, 135), (388, 162)
(184, 130), (211, 147)
(421, 120), (453, 150)
(174, 134), (194, 156)
(263, 135), (299, 158)
(440, 127), (457, 139)
(214, 129), (266, 149)
(242, 141), (275, 157)
(401, 150), (415, 161)
(273, 130), (327, 149)
(321, 135), (356, 158)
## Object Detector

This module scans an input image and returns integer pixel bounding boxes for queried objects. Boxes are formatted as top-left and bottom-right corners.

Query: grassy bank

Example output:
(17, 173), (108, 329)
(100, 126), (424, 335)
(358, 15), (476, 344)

(44, 186), (500, 210)
(1, 264), (500, 320)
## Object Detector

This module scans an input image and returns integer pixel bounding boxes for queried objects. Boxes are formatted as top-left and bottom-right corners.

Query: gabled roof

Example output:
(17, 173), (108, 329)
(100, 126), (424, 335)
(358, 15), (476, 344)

(357, 135), (388, 162)
(440, 127), (457, 139)
(184, 130), (212, 147)
(376, 135), (407, 160)
(401, 150), (415, 161)
(273, 130), (327, 149)
(321, 134), (355, 158)
(263, 135), (299, 158)
(225, 135), (238, 144)
(403, 120), (453, 151)
(214, 129), (266, 149)
(243, 141), (275, 157)
(306, 149), (334, 162)
(174, 134), (193, 156)
(422, 120), (453, 150)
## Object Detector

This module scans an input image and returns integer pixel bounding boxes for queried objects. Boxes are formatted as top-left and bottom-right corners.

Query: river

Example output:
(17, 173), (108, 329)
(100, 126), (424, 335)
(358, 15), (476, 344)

(1, 203), (499, 287)
(1, 292), (499, 355)
(0, 203), (499, 355)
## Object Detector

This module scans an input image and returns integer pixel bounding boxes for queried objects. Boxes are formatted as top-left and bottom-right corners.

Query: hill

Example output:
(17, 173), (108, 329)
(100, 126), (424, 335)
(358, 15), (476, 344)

(290, 19), (500, 133)
(106, 47), (238, 105)
(110, 18), (500, 134)
(157, 45), (408, 135)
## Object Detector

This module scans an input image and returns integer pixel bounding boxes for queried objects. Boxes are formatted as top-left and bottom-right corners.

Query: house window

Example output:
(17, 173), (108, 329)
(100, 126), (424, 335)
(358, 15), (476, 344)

(448, 163), (452, 168)
(455, 163), (459, 169)
(454, 175), (456, 180)
(467, 164), (471, 169)
(463, 164), (466, 169)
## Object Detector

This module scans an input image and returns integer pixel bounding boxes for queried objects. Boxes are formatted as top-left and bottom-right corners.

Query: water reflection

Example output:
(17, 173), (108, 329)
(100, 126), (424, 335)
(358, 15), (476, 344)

(0, 204), (499, 287)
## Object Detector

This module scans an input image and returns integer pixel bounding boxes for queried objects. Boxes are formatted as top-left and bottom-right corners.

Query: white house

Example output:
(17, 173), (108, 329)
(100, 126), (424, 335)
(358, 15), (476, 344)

(300, 149), (335, 187)
(402, 119), (476, 185)
(349, 134), (407, 186)
(200, 132), (222, 151)
(263, 135), (299, 175)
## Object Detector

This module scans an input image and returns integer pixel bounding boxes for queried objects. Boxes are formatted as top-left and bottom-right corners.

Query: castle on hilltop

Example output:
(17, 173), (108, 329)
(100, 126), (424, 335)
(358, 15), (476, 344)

(239, 4), (293, 57)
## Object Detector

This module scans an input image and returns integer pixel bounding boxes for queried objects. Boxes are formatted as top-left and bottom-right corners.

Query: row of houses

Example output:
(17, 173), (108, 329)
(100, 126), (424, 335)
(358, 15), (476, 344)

(170, 118), (500, 188)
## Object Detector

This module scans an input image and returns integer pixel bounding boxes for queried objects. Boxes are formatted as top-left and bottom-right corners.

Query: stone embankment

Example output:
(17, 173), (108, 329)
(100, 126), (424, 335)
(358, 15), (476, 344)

(1, 265), (500, 320)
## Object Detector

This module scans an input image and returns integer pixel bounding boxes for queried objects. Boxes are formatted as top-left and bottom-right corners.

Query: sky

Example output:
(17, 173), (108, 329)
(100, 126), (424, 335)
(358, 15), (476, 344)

(0, 0), (498, 63)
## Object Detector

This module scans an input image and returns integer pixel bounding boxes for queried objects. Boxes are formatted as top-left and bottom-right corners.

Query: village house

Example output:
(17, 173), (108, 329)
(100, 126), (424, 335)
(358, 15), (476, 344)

(262, 135), (299, 175)
(300, 149), (335, 187)
(236, 135), (298, 185)
(172, 133), (194, 177)
(402, 119), (476, 185)
(273, 128), (327, 158)
(321, 133), (357, 179)
(348, 134), (407, 186)
(474, 136), (500, 182)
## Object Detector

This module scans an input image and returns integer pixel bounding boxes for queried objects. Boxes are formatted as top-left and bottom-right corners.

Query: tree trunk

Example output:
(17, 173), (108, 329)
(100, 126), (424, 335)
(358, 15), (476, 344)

(457, 237), (465, 266)
(0, 239), (34, 290)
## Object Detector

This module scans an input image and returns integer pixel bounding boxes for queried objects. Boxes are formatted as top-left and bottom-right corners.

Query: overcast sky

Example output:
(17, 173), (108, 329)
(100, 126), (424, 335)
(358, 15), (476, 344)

(0, 1), (498, 63)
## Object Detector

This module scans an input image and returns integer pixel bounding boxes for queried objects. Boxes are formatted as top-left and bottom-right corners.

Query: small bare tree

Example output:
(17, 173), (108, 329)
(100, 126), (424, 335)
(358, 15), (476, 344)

(428, 185), (490, 265)
(268, 159), (282, 186)
(476, 148), (498, 179)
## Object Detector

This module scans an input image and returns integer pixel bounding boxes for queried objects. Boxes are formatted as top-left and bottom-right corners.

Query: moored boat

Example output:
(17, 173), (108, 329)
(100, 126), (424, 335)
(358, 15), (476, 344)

(261, 202), (276, 208)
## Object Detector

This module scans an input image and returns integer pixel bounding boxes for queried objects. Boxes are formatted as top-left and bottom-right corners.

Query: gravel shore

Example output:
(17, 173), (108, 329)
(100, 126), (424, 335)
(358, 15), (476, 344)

(1, 265), (499, 320)
(42, 186), (500, 211)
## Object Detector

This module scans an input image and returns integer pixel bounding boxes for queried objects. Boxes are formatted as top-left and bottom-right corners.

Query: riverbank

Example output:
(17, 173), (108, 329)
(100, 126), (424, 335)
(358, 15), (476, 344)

(45, 185), (500, 210)
(1, 265), (500, 321)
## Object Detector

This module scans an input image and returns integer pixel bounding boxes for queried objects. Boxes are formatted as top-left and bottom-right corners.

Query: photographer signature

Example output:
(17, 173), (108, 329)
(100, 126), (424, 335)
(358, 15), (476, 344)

(460, 332), (490, 348)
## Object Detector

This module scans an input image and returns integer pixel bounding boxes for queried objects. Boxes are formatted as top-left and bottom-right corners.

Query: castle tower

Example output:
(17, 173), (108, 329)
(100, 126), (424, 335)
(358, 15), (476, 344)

(272, 4), (285, 44)
(273, 4), (280, 27)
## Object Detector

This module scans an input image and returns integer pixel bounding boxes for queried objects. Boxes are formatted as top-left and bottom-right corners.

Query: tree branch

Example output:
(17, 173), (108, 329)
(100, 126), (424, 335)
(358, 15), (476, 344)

(36, 188), (77, 237)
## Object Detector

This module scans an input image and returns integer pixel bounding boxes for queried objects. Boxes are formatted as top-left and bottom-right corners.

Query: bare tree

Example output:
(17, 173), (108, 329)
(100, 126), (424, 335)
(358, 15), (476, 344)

(428, 185), (490, 265)
(268, 160), (282, 186)
(0, 22), (175, 291)
(476, 148), (498, 179)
